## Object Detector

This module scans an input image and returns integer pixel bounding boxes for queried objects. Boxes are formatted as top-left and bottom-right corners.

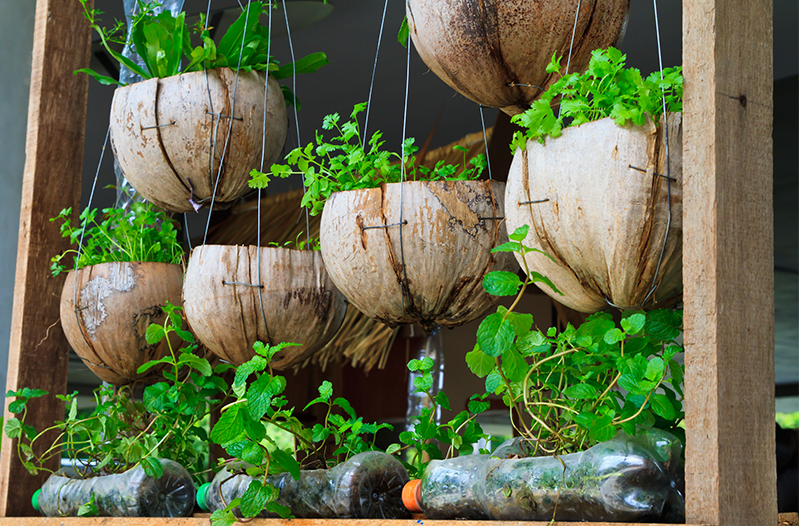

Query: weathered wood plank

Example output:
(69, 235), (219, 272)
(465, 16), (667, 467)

(682, 0), (776, 525)
(0, 519), (710, 526)
(0, 0), (92, 517)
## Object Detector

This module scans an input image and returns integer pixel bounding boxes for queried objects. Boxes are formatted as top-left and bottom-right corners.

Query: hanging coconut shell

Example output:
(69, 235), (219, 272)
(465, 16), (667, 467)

(182, 245), (347, 369)
(505, 113), (683, 313)
(109, 69), (288, 213)
(319, 180), (517, 331)
(406, 0), (630, 115)
(60, 262), (184, 385)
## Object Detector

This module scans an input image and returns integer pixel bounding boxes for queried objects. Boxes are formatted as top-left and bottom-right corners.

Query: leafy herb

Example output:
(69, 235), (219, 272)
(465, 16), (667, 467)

(510, 47), (683, 150)
(267, 232), (321, 251)
(467, 225), (686, 455)
(50, 202), (184, 277)
(249, 102), (488, 215)
(4, 304), (228, 483)
(386, 357), (490, 479)
(76, 0), (328, 106)
(209, 340), (393, 522)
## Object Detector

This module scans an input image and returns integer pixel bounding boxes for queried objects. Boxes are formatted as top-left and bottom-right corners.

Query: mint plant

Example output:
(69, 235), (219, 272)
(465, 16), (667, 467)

(4, 304), (228, 483)
(249, 102), (488, 215)
(208, 340), (393, 522)
(76, 0), (328, 106)
(468, 225), (686, 455)
(50, 202), (183, 276)
(511, 47), (683, 150)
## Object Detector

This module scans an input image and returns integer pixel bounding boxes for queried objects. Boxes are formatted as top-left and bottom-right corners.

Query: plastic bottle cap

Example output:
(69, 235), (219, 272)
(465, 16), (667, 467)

(402, 479), (423, 513)
(196, 482), (211, 512)
(31, 489), (41, 512)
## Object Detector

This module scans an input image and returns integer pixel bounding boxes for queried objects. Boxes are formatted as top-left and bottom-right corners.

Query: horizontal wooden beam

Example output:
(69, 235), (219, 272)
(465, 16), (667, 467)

(0, 518), (709, 526)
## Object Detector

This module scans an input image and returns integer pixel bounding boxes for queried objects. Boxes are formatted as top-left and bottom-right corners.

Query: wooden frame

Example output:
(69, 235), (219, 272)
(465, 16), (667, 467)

(0, 0), (778, 523)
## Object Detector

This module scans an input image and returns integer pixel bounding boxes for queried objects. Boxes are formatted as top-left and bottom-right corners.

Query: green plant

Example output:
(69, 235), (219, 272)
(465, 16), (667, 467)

(4, 304), (228, 483)
(267, 231), (321, 251)
(510, 47), (683, 150)
(386, 357), (490, 479)
(208, 340), (393, 522)
(249, 102), (488, 215)
(467, 225), (686, 456)
(50, 202), (184, 277)
(76, 0), (327, 106)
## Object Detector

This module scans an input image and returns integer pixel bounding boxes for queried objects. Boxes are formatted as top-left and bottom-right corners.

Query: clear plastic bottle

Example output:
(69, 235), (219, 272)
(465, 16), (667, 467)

(34, 459), (195, 517)
(403, 428), (685, 523)
(198, 451), (410, 519)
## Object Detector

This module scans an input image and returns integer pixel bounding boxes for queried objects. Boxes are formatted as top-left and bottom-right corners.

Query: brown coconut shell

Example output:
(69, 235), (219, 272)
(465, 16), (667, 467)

(319, 180), (517, 331)
(505, 113), (683, 313)
(60, 262), (184, 385)
(110, 69), (288, 213)
(182, 245), (347, 369)
(406, 0), (630, 115)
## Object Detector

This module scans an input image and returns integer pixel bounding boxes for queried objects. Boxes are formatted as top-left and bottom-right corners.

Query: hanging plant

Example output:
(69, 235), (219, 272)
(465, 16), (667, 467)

(404, 0), (630, 115)
(250, 103), (517, 330)
(53, 203), (185, 385)
(77, 0), (328, 213)
(505, 48), (684, 312)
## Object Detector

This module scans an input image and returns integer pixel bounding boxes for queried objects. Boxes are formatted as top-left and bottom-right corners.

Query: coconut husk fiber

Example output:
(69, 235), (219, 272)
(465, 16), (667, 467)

(110, 69), (287, 213)
(407, 0), (630, 115)
(201, 128), (495, 370)
(505, 113), (683, 313)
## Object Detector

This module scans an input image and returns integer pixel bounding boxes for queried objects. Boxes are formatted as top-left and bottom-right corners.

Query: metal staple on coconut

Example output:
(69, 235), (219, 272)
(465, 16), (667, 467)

(505, 114), (683, 313)
(202, 129), (494, 370)
(406, 0), (631, 115)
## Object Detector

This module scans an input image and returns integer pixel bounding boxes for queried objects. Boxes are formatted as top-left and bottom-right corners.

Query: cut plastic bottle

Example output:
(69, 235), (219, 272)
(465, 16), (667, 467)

(198, 451), (410, 519)
(403, 428), (685, 523)
(35, 459), (195, 517)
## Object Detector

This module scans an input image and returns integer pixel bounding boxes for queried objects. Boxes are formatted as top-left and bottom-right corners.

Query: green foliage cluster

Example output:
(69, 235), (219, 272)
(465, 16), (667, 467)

(249, 102), (488, 215)
(510, 47), (683, 150)
(208, 341), (393, 522)
(468, 225), (686, 456)
(4, 304), (227, 485)
(50, 202), (184, 277)
(387, 357), (490, 479)
(76, 0), (328, 106)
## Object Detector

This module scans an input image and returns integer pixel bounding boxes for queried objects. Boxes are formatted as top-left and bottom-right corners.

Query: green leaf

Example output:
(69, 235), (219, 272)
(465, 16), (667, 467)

(77, 494), (99, 517)
(563, 383), (599, 400)
(271, 448), (301, 480)
(482, 271), (523, 296)
(588, 414), (615, 442)
(435, 391), (452, 411)
(397, 17), (410, 48)
(145, 323), (166, 345)
(620, 312), (646, 335)
(210, 404), (247, 445)
(650, 393), (677, 420)
(318, 380), (333, 401)
(4, 418), (21, 439)
(501, 346), (528, 383)
(604, 328), (625, 344)
(465, 346), (495, 378)
(468, 399), (490, 414)
(476, 312), (515, 357)
(178, 354), (213, 376)
(141, 457), (164, 479)
(508, 225), (529, 242)
(273, 52), (329, 80)
(645, 309), (682, 341)
(386, 443), (402, 455)
(485, 370), (504, 394)
(74, 68), (123, 86)
(645, 357), (666, 381)
(240, 480), (279, 518)
(506, 312), (533, 337)
(516, 330), (550, 355)
(528, 271), (562, 295)
(491, 241), (522, 253)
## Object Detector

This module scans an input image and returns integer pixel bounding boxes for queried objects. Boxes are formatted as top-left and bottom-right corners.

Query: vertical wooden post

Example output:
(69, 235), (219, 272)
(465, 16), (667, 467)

(683, 1), (776, 524)
(0, 0), (92, 516)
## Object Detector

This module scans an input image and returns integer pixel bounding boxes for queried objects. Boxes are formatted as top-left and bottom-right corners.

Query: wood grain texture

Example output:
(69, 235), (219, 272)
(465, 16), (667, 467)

(0, 0), (92, 517)
(0, 519), (710, 526)
(682, 0), (776, 524)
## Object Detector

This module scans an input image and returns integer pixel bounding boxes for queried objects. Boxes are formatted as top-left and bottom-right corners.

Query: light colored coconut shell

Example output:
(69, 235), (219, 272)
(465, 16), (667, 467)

(60, 262), (184, 385)
(406, 0), (630, 115)
(110, 69), (288, 213)
(320, 180), (517, 330)
(505, 113), (683, 313)
(182, 245), (347, 369)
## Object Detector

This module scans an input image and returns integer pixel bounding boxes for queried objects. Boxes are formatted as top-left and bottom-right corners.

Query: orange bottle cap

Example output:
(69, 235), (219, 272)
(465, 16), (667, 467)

(402, 479), (423, 513)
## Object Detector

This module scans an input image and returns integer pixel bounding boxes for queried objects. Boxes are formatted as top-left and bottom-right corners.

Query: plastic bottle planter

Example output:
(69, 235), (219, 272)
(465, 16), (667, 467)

(406, 0), (630, 115)
(60, 262), (184, 385)
(320, 180), (517, 331)
(199, 451), (410, 519)
(183, 245), (347, 368)
(505, 114), (683, 313)
(35, 459), (195, 517)
(110, 69), (288, 213)
(404, 429), (685, 522)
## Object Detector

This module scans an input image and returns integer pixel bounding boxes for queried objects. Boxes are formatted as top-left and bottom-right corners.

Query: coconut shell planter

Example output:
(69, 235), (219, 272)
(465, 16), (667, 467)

(110, 68), (288, 213)
(60, 261), (184, 385)
(505, 113), (683, 313)
(182, 245), (347, 369)
(320, 180), (517, 331)
(406, 0), (630, 115)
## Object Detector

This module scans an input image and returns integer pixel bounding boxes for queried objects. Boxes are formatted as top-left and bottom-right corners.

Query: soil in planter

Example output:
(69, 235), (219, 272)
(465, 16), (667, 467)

(412, 428), (685, 522)
(200, 451), (410, 519)
(36, 459), (195, 517)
